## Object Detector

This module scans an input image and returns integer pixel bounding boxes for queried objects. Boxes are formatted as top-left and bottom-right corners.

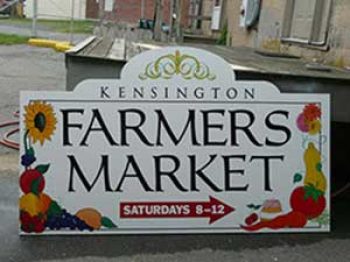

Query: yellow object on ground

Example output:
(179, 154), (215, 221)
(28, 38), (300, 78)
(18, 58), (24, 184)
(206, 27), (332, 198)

(28, 39), (57, 48)
(54, 42), (73, 52)
(28, 39), (73, 52)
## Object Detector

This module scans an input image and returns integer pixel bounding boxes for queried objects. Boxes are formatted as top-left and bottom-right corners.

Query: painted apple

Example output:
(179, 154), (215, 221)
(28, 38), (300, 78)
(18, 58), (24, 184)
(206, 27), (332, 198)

(20, 169), (45, 194)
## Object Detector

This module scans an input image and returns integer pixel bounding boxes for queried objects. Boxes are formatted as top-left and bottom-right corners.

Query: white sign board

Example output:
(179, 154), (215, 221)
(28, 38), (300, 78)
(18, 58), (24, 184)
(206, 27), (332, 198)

(19, 47), (330, 234)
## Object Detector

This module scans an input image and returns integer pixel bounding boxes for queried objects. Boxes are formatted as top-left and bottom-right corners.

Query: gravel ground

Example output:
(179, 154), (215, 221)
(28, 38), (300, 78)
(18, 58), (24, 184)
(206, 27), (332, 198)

(0, 45), (65, 154)
(0, 45), (350, 262)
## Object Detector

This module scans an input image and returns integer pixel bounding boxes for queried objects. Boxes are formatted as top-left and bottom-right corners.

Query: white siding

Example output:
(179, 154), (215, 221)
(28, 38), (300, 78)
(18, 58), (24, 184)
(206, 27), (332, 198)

(24, 0), (86, 20)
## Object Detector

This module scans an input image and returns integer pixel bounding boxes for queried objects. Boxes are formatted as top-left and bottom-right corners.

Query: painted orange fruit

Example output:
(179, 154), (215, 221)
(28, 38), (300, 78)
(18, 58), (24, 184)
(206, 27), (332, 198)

(75, 208), (102, 230)
(39, 193), (52, 213)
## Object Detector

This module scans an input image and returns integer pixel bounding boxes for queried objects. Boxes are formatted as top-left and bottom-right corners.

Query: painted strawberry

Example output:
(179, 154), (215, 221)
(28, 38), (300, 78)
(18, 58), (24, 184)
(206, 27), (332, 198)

(20, 211), (45, 233)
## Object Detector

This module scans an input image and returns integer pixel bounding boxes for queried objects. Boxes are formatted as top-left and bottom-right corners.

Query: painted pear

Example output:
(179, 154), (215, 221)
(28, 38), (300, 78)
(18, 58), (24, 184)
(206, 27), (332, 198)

(303, 142), (326, 193)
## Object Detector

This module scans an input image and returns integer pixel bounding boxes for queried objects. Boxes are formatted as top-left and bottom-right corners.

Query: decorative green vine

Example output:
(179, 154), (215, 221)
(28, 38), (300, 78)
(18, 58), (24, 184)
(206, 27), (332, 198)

(139, 50), (216, 80)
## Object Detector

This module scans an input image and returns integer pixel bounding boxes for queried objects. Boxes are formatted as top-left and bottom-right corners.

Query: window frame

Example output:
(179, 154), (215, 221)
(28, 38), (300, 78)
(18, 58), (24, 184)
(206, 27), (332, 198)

(281, 0), (332, 49)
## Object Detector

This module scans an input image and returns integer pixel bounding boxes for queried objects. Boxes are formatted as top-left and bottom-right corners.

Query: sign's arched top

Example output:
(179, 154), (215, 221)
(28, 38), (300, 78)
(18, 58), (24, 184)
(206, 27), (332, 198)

(74, 46), (282, 100)
(121, 47), (236, 84)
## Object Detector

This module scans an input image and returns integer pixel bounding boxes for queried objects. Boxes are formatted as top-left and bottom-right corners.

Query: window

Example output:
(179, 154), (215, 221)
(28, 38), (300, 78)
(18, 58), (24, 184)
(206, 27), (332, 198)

(282, 0), (332, 46)
(211, 0), (222, 30)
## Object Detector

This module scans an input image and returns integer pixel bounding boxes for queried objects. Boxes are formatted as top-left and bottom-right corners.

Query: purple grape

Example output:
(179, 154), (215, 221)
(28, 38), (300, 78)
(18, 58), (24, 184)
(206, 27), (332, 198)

(45, 209), (94, 231)
(21, 154), (36, 167)
(61, 220), (69, 227)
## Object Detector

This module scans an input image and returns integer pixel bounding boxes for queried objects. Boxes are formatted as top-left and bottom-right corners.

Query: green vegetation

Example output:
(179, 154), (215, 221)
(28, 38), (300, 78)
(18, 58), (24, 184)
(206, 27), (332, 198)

(217, 23), (227, 45)
(0, 33), (29, 45)
(0, 18), (95, 34)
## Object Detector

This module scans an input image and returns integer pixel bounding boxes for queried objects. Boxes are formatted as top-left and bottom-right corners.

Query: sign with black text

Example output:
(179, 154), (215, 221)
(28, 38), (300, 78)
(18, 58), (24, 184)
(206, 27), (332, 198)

(19, 47), (330, 234)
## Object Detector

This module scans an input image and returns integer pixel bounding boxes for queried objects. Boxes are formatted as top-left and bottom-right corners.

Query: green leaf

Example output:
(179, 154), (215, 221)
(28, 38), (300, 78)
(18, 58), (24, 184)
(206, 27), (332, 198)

(304, 184), (324, 202)
(316, 163), (322, 172)
(47, 200), (63, 218)
(313, 189), (323, 202)
(246, 204), (261, 210)
(30, 176), (43, 195)
(101, 216), (117, 228)
(293, 173), (303, 183)
(27, 147), (35, 157)
(304, 190), (311, 200)
(35, 164), (50, 175)
(312, 191), (319, 202)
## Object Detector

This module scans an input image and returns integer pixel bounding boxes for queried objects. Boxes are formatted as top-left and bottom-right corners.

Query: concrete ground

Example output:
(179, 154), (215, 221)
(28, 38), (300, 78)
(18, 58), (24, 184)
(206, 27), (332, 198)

(0, 45), (350, 262)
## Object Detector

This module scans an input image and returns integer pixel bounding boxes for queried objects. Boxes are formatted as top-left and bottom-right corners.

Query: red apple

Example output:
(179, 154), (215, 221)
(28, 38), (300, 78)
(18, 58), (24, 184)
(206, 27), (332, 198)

(20, 169), (45, 194)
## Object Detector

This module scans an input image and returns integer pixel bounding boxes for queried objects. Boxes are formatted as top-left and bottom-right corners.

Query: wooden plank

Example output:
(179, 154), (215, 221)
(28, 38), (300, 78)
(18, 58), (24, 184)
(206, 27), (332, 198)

(67, 36), (96, 54)
(78, 37), (103, 56)
(107, 38), (126, 60)
(88, 37), (114, 58)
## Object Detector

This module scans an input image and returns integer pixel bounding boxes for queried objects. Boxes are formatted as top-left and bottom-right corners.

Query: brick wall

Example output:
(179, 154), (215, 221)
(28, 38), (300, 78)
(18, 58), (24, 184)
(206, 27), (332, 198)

(86, 0), (189, 26)
(114, 0), (168, 24)
(86, 0), (99, 19)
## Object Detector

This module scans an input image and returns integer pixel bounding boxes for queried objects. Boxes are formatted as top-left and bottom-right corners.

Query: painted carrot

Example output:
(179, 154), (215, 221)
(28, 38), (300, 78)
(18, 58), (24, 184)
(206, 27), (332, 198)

(241, 211), (307, 231)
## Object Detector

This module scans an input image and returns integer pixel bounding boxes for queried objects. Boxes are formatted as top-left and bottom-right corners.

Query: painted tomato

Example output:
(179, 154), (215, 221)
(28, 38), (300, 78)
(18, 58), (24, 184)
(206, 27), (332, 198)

(290, 186), (326, 219)
(20, 169), (45, 194)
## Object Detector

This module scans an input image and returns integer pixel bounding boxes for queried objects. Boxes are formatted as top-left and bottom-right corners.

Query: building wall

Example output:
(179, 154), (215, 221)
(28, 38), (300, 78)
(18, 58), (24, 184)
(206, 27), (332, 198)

(226, 0), (259, 47)
(326, 0), (350, 67)
(86, 0), (189, 27)
(24, 0), (86, 20)
(200, 0), (214, 36)
(86, 0), (98, 19)
(112, 0), (171, 24)
(226, 0), (350, 67)
(191, 0), (223, 38)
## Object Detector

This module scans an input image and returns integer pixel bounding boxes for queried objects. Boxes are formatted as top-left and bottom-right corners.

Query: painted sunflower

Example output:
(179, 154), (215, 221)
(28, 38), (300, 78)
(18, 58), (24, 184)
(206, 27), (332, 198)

(24, 101), (57, 145)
